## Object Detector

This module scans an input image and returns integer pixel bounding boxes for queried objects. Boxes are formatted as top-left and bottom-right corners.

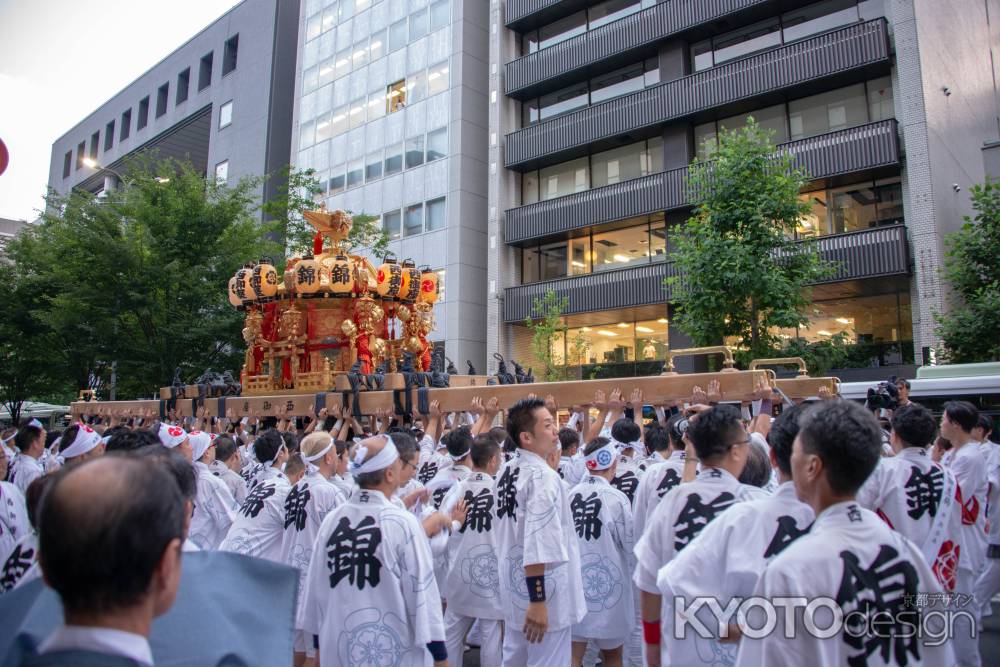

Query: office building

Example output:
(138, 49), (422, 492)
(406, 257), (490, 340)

(487, 0), (1000, 380)
(291, 0), (489, 370)
(47, 0), (300, 218)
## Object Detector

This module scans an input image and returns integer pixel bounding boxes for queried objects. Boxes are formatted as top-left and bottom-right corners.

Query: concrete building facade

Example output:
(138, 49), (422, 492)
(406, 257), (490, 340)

(291, 0), (489, 370)
(486, 0), (1000, 380)
(47, 0), (301, 215)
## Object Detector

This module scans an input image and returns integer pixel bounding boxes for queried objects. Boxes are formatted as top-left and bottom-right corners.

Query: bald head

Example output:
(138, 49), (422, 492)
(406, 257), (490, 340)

(39, 456), (184, 616)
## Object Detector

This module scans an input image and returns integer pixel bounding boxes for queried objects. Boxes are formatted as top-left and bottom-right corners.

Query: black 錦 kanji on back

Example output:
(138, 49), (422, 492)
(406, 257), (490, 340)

(673, 491), (735, 552)
(239, 483), (276, 519)
(904, 465), (944, 520)
(284, 483), (311, 531)
(496, 466), (519, 521)
(326, 515), (383, 590)
(571, 491), (603, 541)
(462, 488), (494, 533)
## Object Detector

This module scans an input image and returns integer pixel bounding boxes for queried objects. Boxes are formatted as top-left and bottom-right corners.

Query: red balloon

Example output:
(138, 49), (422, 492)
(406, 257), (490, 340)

(0, 138), (8, 178)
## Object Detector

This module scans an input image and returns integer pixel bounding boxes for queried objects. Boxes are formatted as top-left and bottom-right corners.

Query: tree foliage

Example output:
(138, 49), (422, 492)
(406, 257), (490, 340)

(666, 119), (831, 357)
(525, 290), (591, 381)
(936, 178), (1000, 362)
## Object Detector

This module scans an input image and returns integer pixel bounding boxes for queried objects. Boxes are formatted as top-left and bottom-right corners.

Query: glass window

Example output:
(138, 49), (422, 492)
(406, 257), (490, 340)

(318, 57), (335, 87)
(788, 83), (867, 140)
(304, 66), (319, 93)
(692, 39), (714, 71)
(430, 0), (449, 31)
(538, 241), (569, 280)
(322, 6), (337, 33)
(314, 112), (333, 143)
(643, 57), (661, 87)
(331, 105), (349, 136)
(589, 62), (646, 105)
(346, 159), (364, 189)
(592, 141), (647, 187)
(538, 11), (586, 50)
(713, 18), (781, 66)
(645, 136), (663, 173)
(867, 76), (894, 121)
(334, 48), (351, 80)
(792, 292), (911, 345)
(404, 203), (424, 236)
(540, 157), (589, 201)
(649, 216), (667, 259)
(385, 142), (403, 174)
(348, 98), (366, 128)
(352, 40), (369, 69)
(215, 160), (229, 184)
(522, 32), (540, 56)
(410, 8), (428, 41)
(720, 103), (788, 143)
(426, 196), (446, 231)
(383, 209), (401, 240)
(299, 120), (315, 150)
(426, 127), (447, 162)
(407, 70), (427, 104)
(369, 29), (386, 61)
(636, 318), (669, 360)
(388, 18), (407, 52)
(571, 323), (635, 364)
(694, 122), (718, 161)
(874, 178), (903, 225)
(567, 237), (590, 275)
(523, 99), (541, 126)
(828, 183), (879, 234)
(219, 100), (233, 129)
(522, 171), (539, 205)
(797, 190), (830, 237)
(781, 0), (859, 43)
(427, 61), (449, 97)
(365, 150), (383, 181)
(306, 13), (322, 41)
(387, 79), (406, 113)
(588, 0), (643, 29)
(405, 135), (425, 168)
(368, 90), (386, 120)
(329, 164), (346, 194)
(539, 82), (588, 121)
(592, 224), (651, 271)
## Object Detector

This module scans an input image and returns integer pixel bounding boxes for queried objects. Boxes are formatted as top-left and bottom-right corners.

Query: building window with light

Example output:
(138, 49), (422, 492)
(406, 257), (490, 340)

(387, 80), (406, 113)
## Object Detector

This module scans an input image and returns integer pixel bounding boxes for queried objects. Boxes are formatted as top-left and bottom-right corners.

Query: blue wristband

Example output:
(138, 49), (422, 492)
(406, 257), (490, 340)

(426, 641), (447, 662)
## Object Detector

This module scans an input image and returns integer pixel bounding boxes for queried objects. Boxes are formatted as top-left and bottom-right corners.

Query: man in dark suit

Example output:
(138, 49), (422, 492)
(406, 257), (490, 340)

(23, 455), (184, 666)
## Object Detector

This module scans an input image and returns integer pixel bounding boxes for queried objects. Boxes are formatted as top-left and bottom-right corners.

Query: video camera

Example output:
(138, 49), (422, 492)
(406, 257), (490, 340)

(865, 376), (900, 412)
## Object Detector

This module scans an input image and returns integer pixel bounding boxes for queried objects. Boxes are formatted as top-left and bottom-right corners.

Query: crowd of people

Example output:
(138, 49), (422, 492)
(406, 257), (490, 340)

(0, 377), (997, 667)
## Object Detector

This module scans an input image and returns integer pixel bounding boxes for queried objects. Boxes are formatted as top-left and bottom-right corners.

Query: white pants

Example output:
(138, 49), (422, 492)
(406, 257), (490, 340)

(445, 610), (502, 667)
(953, 568), (982, 667)
(503, 625), (571, 667)
(974, 553), (1000, 618)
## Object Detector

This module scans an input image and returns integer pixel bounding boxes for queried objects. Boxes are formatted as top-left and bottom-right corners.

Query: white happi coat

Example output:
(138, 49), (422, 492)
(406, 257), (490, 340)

(558, 455), (586, 486)
(330, 473), (355, 498)
(857, 447), (963, 590)
(416, 449), (451, 487)
(735, 502), (954, 667)
(943, 442), (989, 576)
(440, 471), (503, 621)
(280, 471), (347, 629)
(301, 488), (445, 667)
(219, 475), (291, 563)
(568, 475), (635, 642)
(189, 461), (238, 551)
(494, 449), (586, 632)
(211, 460), (248, 506)
(9, 455), (42, 496)
(634, 467), (765, 595)
(633, 450), (686, 538)
(610, 454), (645, 507)
(0, 532), (39, 593)
(0, 481), (29, 564)
(656, 482), (814, 667)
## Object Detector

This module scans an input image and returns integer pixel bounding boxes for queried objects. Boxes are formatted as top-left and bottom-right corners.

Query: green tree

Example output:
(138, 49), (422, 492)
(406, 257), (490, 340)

(524, 290), (591, 381)
(936, 178), (1000, 362)
(667, 118), (831, 357)
(3, 156), (281, 400)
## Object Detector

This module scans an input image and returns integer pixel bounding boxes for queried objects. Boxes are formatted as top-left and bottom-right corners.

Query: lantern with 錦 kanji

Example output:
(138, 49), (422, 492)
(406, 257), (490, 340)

(294, 255), (322, 295)
(375, 253), (402, 298)
(251, 257), (279, 299)
(417, 266), (439, 305)
(328, 254), (354, 294)
(399, 259), (421, 302)
(236, 263), (256, 300)
(228, 276), (243, 307)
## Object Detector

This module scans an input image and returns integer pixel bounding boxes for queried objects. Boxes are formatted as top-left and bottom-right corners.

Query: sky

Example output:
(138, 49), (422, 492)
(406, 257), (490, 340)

(0, 0), (243, 221)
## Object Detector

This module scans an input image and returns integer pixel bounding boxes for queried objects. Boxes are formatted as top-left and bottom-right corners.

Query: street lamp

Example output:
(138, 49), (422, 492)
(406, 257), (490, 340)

(82, 157), (170, 187)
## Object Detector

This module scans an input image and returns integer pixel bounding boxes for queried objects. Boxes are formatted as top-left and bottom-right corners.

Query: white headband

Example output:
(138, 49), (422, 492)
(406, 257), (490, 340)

(263, 443), (286, 468)
(303, 436), (336, 476)
(3, 432), (17, 444)
(448, 447), (471, 462)
(584, 442), (618, 471)
(158, 423), (188, 449)
(28, 419), (43, 430)
(189, 431), (214, 462)
(60, 424), (101, 460)
(611, 438), (642, 454)
(350, 435), (399, 475)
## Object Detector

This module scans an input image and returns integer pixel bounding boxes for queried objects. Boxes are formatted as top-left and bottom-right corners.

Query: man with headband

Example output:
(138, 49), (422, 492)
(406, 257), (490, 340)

(54, 424), (105, 468)
(280, 431), (348, 667)
(220, 430), (291, 563)
(157, 423), (193, 462)
(188, 431), (237, 550)
(301, 433), (448, 666)
(568, 436), (635, 667)
(10, 420), (46, 494)
(495, 397), (585, 666)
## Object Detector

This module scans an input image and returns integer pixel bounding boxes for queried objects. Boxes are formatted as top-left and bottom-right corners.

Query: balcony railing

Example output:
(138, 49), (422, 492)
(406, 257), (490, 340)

(505, 119), (900, 245)
(502, 224), (910, 322)
(506, 0), (585, 32)
(505, 0), (774, 97)
(504, 19), (891, 170)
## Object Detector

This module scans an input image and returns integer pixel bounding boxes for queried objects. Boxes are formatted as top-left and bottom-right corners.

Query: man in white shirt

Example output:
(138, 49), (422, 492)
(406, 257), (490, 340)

(26, 456), (184, 667)
(975, 431), (1000, 620)
(632, 420), (686, 538)
(53, 423), (105, 468)
(735, 400), (953, 666)
(210, 435), (248, 506)
(188, 431), (237, 550)
(9, 421), (46, 495)
(0, 443), (29, 569)
(495, 397), (586, 666)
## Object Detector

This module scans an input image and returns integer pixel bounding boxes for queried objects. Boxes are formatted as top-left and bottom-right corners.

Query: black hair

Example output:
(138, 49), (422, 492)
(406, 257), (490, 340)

(284, 452), (305, 478)
(107, 429), (159, 453)
(45, 430), (63, 449)
(489, 426), (517, 454)
(976, 414), (994, 437)
(391, 430), (418, 464)
(798, 400), (881, 495)
(213, 435), (238, 463)
(128, 446), (197, 503)
(334, 439), (350, 456)
(767, 404), (808, 477)
(558, 427), (580, 453)
(611, 418), (640, 445)
(25, 474), (57, 530)
(38, 457), (184, 615)
(739, 440), (771, 488)
(253, 429), (284, 465)
(471, 434), (501, 469)
(443, 425), (474, 460)
(644, 425), (670, 453)
(100, 426), (129, 443)
(686, 404), (745, 463)
(894, 377), (911, 390)
(584, 436), (611, 457)
(665, 414), (687, 449)
(891, 403), (937, 449)
(14, 424), (43, 453)
(507, 398), (547, 449)
(943, 401), (979, 433)
(280, 430), (299, 454)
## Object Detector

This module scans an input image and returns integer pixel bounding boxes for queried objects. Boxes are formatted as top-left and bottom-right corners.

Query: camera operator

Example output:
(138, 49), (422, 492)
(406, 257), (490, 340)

(894, 378), (912, 408)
